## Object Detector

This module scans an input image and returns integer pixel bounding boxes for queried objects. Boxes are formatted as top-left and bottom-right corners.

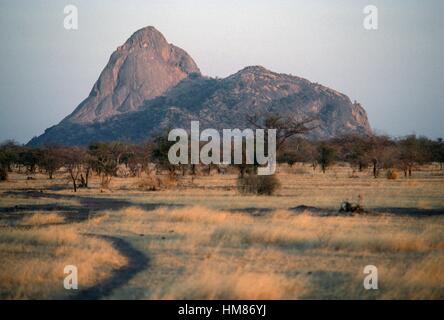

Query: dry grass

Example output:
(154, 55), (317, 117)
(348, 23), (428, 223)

(0, 224), (127, 299)
(155, 268), (306, 300)
(380, 253), (444, 299)
(96, 206), (444, 299)
(0, 164), (443, 299)
(21, 212), (65, 226)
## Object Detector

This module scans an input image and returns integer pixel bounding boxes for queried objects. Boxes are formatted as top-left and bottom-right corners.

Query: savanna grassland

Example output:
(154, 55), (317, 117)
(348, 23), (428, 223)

(0, 163), (443, 299)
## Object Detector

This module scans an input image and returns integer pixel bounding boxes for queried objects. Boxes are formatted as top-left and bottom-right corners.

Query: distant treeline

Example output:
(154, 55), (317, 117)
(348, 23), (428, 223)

(1, 134), (443, 190)
(278, 134), (444, 177)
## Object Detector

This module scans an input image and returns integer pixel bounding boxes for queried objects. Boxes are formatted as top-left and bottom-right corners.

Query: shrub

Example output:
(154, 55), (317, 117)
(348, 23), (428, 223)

(137, 174), (177, 191)
(386, 169), (398, 180)
(237, 174), (280, 195)
(339, 201), (366, 214)
(137, 175), (162, 191)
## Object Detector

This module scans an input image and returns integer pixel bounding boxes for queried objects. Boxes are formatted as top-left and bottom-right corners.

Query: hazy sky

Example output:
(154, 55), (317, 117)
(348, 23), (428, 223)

(0, 0), (442, 143)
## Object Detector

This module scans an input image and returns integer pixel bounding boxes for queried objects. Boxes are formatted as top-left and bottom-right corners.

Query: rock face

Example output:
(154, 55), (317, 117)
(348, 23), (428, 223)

(29, 27), (371, 146)
(64, 26), (200, 124)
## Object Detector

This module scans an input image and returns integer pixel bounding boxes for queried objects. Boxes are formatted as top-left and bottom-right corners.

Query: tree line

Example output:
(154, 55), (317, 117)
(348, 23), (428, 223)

(278, 134), (444, 178)
(1, 133), (443, 191)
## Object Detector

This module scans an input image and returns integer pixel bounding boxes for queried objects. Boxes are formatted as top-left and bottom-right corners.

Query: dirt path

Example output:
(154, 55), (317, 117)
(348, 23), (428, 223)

(2, 190), (182, 223)
(1, 191), (152, 300)
(68, 235), (149, 300)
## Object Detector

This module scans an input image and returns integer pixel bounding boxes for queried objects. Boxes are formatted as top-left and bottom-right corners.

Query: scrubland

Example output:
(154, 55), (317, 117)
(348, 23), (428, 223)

(0, 163), (443, 299)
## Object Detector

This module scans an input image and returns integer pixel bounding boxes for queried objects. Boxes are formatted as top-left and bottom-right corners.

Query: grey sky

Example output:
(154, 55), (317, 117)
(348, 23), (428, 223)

(0, 0), (442, 143)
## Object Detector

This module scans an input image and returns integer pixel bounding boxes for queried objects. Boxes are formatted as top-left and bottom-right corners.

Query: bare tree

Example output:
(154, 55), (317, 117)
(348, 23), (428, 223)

(247, 113), (319, 152)
(366, 135), (394, 178)
(60, 147), (85, 192)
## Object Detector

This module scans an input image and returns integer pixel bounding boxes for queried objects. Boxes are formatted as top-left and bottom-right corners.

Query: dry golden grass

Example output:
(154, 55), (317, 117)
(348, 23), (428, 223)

(0, 193), (81, 209)
(155, 268), (306, 300)
(21, 212), (65, 226)
(96, 205), (444, 299)
(0, 224), (127, 299)
(380, 253), (444, 299)
(0, 164), (443, 299)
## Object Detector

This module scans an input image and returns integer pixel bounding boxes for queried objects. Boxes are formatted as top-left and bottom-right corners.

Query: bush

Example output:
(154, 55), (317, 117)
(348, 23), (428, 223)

(237, 174), (280, 195)
(339, 201), (366, 214)
(137, 174), (177, 191)
(386, 169), (398, 180)
(138, 175), (161, 191)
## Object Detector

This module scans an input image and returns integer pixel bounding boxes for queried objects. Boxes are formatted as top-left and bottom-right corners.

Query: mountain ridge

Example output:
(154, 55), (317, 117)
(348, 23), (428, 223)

(63, 26), (200, 124)
(29, 26), (371, 146)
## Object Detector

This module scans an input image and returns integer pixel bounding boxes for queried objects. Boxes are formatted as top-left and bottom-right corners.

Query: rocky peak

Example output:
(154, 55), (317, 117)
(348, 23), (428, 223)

(122, 26), (168, 48)
(237, 65), (269, 74)
(29, 27), (372, 146)
(63, 26), (200, 124)
(232, 65), (277, 79)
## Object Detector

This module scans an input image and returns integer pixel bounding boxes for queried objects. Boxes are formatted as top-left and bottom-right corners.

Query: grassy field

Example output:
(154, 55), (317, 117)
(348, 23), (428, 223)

(0, 163), (443, 299)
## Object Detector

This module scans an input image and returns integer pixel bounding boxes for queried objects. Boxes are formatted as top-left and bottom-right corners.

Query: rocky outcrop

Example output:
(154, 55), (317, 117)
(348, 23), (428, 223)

(29, 27), (371, 146)
(63, 26), (200, 124)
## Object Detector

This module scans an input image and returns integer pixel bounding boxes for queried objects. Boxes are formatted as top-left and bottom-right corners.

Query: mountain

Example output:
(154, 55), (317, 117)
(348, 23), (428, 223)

(63, 26), (200, 124)
(29, 27), (371, 146)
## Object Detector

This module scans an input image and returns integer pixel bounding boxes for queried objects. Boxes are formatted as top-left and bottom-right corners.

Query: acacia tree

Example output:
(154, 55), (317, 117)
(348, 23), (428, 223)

(247, 113), (318, 152)
(332, 134), (370, 172)
(301, 140), (320, 171)
(0, 141), (21, 180)
(39, 146), (63, 179)
(61, 147), (85, 192)
(278, 137), (319, 170)
(365, 135), (394, 178)
(0, 149), (9, 181)
(88, 143), (119, 188)
(278, 150), (298, 167)
(78, 153), (96, 188)
(17, 147), (41, 174)
(123, 144), (145, 177)
(398, 135), (429, 177)
(431, 138), (444, 170)
(149, 134), (178, 176)
(245, 113), (318, 173)
(317, 143), (336, 173)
